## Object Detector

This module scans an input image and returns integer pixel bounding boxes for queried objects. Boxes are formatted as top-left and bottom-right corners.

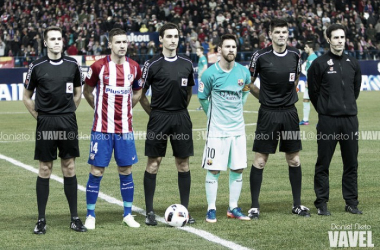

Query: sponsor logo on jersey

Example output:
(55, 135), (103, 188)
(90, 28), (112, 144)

(87, 68), (93, 79)
(105, 85), (131, 95)
(328, 67), (337, 74)
(327, 59), (334, 65)
(198, 81), (204, 92)
(66, 82), (73, 93)
(181, 78), (188, 86)
(289, 73), (295, 82)
(238, 79), (244, 86)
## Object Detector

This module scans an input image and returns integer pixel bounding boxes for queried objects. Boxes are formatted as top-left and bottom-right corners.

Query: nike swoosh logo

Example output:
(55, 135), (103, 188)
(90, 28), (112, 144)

(132, 156), (136, 160)
(88, 185), (98, 188)
(122, 182), (133, 186)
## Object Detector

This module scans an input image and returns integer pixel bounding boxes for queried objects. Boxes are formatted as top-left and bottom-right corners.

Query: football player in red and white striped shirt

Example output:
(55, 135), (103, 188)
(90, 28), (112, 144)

(83, 28), (142, 229)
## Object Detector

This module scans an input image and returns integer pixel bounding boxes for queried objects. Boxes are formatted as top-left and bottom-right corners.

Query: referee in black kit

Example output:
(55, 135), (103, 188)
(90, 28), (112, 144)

(247, 19), (310, 219)
(308, 24), (362, 216)
(139, 22), (195, 225)
(23, 26), (87, 234)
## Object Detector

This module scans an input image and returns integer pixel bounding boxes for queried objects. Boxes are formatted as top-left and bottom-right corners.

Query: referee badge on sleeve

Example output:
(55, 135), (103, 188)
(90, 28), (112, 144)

(289, 73), (295, 82)
(66, 82), (73, 93)
(181, 78), (188, 86)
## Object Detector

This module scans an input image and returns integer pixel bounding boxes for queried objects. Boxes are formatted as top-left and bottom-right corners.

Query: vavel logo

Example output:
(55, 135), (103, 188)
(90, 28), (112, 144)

(328, 223), (374, 248)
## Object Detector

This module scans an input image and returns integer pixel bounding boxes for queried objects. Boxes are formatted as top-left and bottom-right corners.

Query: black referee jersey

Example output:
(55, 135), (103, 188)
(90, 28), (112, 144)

(24, 56), (83, 114)
(249, 45), (301, 107)
(141, 54), (195, 111)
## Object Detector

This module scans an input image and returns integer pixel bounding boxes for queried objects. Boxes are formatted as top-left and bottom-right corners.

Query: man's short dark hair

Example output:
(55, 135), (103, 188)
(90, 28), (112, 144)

(325, 24), (345, 39)
(305, 40), (315, 50)
(197, 46), (204, 52)
(109, 28), (126, 42)
(43, 26), (62, 41)
(218, 34), (237, 48)
(270, 18), (288, 32)
(159, 22), (179, 38)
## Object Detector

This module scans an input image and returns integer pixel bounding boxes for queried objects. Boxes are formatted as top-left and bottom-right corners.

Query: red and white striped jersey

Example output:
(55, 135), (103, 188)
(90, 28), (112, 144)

(85, 56), (142, 133)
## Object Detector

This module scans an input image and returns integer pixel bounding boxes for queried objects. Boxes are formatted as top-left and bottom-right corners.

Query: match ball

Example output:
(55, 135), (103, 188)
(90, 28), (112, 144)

(164, 204), (189, 227)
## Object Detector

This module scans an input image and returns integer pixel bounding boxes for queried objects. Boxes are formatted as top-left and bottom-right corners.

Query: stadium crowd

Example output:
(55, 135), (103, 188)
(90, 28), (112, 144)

(0, 0), (380, 65)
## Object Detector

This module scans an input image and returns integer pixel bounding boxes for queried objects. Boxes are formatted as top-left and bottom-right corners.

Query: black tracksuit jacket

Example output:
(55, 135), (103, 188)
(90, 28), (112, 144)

(307, 51), (362, 116)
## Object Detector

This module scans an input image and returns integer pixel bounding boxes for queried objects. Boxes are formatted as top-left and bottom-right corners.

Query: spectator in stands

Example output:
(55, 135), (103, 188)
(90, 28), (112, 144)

(366, 23), (376, 42)
(201, 37), (210, 54)
(0, 37), (5, 56)
(0, 0), (379, 63)
(140, 24), (148, 33)
(139, 42), (148, 63)
(76, 34), (86, 55)
(92, 41), (102, 56)
(189, 37), (199, 62)
(67, 42), (78, 56)
(147, 41), (156, 60)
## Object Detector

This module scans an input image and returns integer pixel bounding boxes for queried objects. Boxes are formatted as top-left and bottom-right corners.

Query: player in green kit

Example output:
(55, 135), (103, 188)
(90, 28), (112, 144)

(299, 41), (318, 125)
(196, 46), (208, 111)
(198, 34), (251, 223)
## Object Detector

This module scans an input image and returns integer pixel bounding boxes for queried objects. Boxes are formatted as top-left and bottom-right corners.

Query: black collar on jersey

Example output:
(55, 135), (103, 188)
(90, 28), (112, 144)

(273, 49), (288, 57)
(48, 55), (63, 64)
(162, 53), (177, 61)
(328, 50), (344, 59)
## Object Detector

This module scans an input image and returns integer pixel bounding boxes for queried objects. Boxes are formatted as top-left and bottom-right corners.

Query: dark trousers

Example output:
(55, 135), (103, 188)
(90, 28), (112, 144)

(314, 115), (359, 208)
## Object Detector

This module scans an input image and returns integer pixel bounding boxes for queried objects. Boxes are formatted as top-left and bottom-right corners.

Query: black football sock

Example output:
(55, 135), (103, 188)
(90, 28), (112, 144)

(178, 171), (191, 209)
(250, 165), (263, 208)
(144, 171), (157, 213)
(36, 176), (50, 220)
(289, 165), (302, 207)
(64, 175), (78, 218)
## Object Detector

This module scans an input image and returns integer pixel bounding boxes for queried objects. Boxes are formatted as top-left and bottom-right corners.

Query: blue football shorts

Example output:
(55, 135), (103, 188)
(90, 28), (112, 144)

(87, 131), (138, 167)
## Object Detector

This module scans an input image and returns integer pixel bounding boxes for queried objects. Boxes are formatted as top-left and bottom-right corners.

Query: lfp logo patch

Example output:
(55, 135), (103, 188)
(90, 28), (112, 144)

(238, 79), (244, 86)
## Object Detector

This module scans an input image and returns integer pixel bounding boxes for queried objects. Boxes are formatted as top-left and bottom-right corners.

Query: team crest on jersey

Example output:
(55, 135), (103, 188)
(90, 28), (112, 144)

(238, 79), (244, 86)
(207, 159), (213, 166)
(128, 74), (133, 81)
(181, 78), (188, 86)
(328, 67), (337, 74)
(87, 68), (93, 79)
(327, 59), (334, 65)
(198, 81), (204, 93)
(289, 73), (295, 82)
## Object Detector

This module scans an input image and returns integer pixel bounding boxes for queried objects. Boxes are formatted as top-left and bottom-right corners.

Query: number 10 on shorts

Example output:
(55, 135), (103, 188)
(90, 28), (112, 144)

(206, 147), (215, 159)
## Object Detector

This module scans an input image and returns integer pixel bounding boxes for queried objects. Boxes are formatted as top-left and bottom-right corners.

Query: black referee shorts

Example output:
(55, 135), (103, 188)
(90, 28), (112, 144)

(145, 109), (194, 158)
(253, 105), (302, 154)
(35, 113), (79, 161)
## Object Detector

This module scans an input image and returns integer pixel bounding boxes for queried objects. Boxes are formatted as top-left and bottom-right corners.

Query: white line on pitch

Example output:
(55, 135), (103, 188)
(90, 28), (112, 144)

(0, 153), (252, 250)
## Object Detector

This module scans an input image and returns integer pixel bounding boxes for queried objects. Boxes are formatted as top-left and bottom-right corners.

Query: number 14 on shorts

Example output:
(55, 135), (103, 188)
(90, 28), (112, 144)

(90, 141), (98, 160)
